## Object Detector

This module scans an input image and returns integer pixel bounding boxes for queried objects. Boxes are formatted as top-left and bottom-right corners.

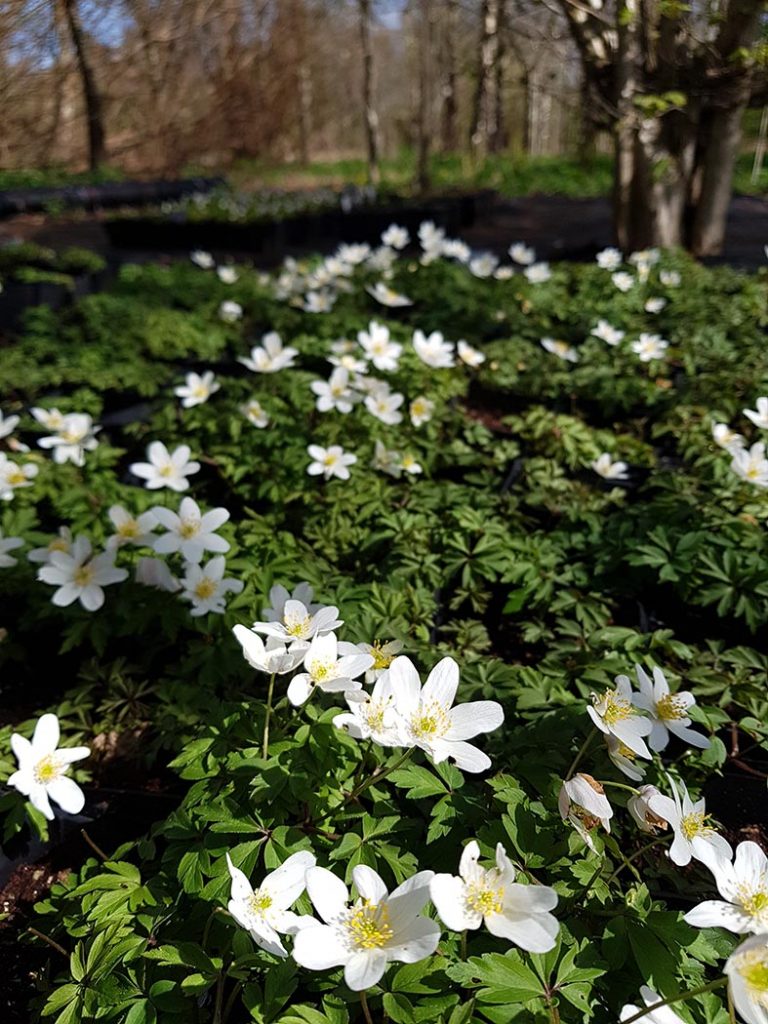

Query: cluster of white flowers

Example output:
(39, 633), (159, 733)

(714, 395), (768, 488)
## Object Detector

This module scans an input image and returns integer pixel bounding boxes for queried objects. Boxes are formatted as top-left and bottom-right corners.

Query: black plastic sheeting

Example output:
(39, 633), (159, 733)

(0, 176), (224, 217)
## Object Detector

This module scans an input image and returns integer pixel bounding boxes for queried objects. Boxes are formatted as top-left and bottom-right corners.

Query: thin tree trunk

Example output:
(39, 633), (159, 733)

(439, 0), (459, 152)
(469, 0), (500, 154)
(488, 0), (507, 153)
(690, 102), (747, 256)
(358, 0), (380, 185)
(415, 0), (433, 193)
(59, 0), (106, 169)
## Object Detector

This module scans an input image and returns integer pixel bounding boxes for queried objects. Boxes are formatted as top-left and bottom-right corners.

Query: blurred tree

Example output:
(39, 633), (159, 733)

(559, 0), (767, 255)
(59, 0), (105, 169)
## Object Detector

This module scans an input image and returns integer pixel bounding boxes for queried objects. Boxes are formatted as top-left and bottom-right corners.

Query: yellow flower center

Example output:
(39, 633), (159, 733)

(118, 520), (139, 538)
(284, 613), (311, 638)
(74, 564), (94, 587)
(50, 538), (69, 553)
(194, 578), (217, 600)
(34, 755), (63, 784)
(248, 889), (273, 915)
(159, 464), (173, 477)
(681, 812), (712, 840)
(410, 700), (450, 740)
(7, 470), (26, 485)
(737, 949), (768, 999)
(371, 642), (394, 671)
(466, 880), (504, 917)
(346, 902), (393, 950)
(738, 887), (768, 919)
(599, 691), (634, 725)
(179, 519), (200, 539)
(657, 694), (687, 721)
(193, 385), (208, 398)
(323, 454), (337, 467)
(311, 660), (336, 683)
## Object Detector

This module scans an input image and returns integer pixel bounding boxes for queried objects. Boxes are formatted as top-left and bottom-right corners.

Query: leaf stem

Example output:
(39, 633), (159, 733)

(461, 929), (468, 960)
(620, 978), (727, 1023)
(603, 837), (668, 888)
(262, 672), (277, 758)
(345, 747), (414, 805)
(81, 828), (108, 861)
(565, 731), (596, 780)
(26, 927), (68, 957)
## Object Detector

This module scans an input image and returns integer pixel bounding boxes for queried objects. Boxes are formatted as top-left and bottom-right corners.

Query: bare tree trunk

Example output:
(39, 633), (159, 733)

(469, 0), (500, 154)
(59, 0), (106, 169)
(415, 0), (433, 193)
(358, 0), (380, 184)
(439, 0), (459, 151)
(488, 0), (507, 153)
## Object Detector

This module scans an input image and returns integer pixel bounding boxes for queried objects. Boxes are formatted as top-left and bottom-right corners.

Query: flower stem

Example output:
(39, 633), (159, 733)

(345, 747), (414, 804)
(27, 927), (68, 957)
(599, 780), (640, 796)
(620, 978), (727, 1023)
(461, 930), (468, 960)
(604, 837), (668, 888)
(262, 672), (277, 758)
(360, 989), (374, 1024)
(81, 828), (108, 861)
(565, 731), (596, 780)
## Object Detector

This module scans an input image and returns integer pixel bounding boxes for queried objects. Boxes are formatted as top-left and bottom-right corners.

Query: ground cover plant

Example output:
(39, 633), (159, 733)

(1, 226), (768, 1024)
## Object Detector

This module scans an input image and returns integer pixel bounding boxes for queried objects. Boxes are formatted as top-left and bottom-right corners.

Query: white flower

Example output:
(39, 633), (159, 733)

(0, 529), (24, 567)
(660, 269), (681, 287)
(232, 625), (308, 675)
(174, 371), (220, 409)
(151, 497), (229, 563)
(382, 224), (409, 249)
(630, 664), (710, 752)
(712, 423), (745, 453)
(620, 987), (686, 1024)
(366, 282), (413, 307)
(648, 776), (732, 867)
(293, 865), (439, 991)
(130, 442), (201, 492)
(494, 266), (514, 280)
(591, 453), (629, 481)
(38, 535), (127, 610)
(367, 246), (397, 273)
(443, 238), (471, 262)
(413, 330), (454, 368)
(401, 453), (422, 476)
(303, 290), (335, 313)
(217, 265), (238, 284)
(630, 248), (660, 280)
(524, 262), (551, 284)
(135, 557), (180, 592)
(558, 774), (613, 851)
(358, 321), (402, 372)
(180, 556), (243, 616)
(457, 340), (485, 367)
(430, 841), (559, 952)
(226, 850), (316, 956)
(588, 675), (652, 757)
(8, 713), (89, 821)
(388, 655), (504, 772)
(38, 413), (100, 467)
(311, 368), (357, 414)
(306, 444), (357, 481)
(334, 672), (403, 745)
(744, 397), (768, 430)
(106, 505), (156, 549)
(541, 338), (578, 363)
(627, 785), (668, 833)
(419, 220), (446, 257)
(0, 411), (20, 439)
(612, 271), (635, 292)
(287, 632), (373, 706)
(241, 399), (269, 428)
(372, 439), (404, 478)
(591, 320), (624, 346)
(31, 407), (66, 431)
(336, 243), (371, 265)
(686, 841), (768, 935)
(469, 253), (498, 278)
(644, 297), (666, 313)
(329, 351), (368, 374)
(604, 735), (647, 782)
(631, 333), (669, 362)
(596, 247), (623, 270)
(725, 934), (768, 1024)
(191, 250), (214, 269)
(509, 242), (536, 266)
(28, 526), (72, 565)
(239, 332), (298, 373)
(358, 639), (404, 682)
(219, 300), (243, 322)
(410, 396), (435, 427)
(365, 386), (404, 426)
(0, 453), (38, 500)
(732, 442), (768, 488)
(252, 595), (341, 645)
